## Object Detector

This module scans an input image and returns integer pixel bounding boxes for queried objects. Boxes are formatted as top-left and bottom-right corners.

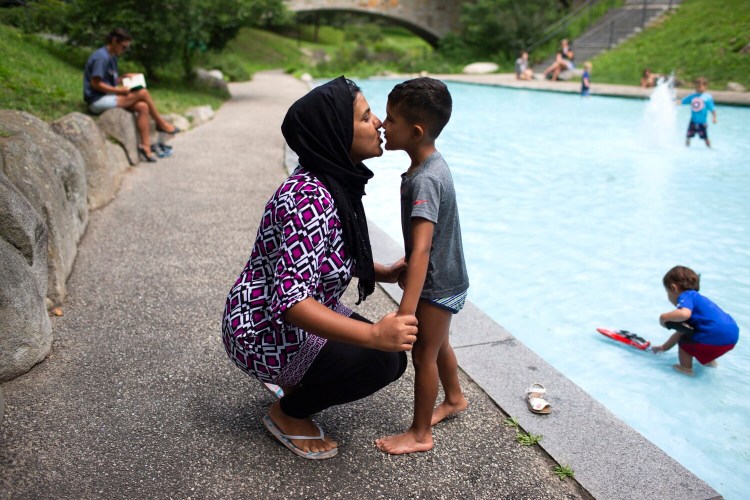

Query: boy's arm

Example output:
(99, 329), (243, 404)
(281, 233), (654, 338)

(398, 218), (434, 316)
(659, 307), (691, 327)
(712, 110), (717, 124)
(652, 331), (683, 352)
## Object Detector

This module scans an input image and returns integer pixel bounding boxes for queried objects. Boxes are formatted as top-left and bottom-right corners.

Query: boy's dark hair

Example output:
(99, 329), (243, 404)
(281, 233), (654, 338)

(105, 28), (132, 44)
(663, 265), (700, 292)
(388, 77), (452, 139)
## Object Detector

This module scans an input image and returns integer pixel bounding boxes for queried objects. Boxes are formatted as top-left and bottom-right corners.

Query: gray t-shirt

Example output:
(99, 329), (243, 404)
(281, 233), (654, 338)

(400, 151), (469, 299)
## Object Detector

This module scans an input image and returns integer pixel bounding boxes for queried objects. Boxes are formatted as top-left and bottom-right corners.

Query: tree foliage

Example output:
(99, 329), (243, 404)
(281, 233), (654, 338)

(2, 0), (289, 79)
(459, 0), (564, 61)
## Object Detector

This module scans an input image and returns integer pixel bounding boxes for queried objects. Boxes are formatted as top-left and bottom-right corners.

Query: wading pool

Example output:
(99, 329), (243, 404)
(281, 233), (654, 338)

(357, 78), (749, 499)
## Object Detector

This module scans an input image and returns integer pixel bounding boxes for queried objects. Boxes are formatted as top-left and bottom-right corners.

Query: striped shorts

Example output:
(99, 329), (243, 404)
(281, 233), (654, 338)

(425, 290), (468, 314)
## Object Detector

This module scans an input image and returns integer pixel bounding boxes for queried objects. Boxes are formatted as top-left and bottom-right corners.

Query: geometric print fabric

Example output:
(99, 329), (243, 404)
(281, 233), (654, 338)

(222, 168), (354, 385)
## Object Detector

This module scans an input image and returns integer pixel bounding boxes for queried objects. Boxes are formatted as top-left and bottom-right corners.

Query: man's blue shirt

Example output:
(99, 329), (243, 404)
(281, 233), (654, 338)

(681, 92), (714, 124)
(83, 46), (118, 103)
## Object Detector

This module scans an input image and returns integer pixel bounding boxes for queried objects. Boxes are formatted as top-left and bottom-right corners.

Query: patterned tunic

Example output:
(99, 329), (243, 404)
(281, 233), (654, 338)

(222, 168), (354, 386)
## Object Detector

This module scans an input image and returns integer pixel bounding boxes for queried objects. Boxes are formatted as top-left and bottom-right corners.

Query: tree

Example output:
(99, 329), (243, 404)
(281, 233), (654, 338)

(65, 0), (287, 79)
(459, 0), (562, 60)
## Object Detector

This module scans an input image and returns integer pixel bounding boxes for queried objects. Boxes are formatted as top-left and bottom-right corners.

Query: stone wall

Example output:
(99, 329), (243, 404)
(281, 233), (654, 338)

(0, 105), (208, 382)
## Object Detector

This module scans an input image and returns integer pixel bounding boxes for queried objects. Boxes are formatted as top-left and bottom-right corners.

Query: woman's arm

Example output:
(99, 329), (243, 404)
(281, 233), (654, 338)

(285, 298), (417, 352)
(374, 257), (406, 283)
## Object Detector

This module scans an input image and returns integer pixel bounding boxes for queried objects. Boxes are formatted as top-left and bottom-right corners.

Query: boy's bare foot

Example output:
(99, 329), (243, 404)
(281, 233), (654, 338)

(375, 430), (433, 455)
(268, 401), (337, 453)
(672, 364), (695, 376)
(431, 397), (468, 426)
(705, 360), (718, 367)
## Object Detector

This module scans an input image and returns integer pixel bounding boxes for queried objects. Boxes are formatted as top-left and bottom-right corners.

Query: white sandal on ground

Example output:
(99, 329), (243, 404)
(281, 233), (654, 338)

(525, 382), (551, 414)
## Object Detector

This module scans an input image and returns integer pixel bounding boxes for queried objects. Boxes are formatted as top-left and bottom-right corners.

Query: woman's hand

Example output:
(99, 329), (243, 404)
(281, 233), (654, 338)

(370, 312), (418, 351)
(376, 258), (407, 284)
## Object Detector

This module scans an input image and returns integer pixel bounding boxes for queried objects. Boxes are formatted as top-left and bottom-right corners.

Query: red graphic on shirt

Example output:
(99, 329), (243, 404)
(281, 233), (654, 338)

(413, 199), (428, 205)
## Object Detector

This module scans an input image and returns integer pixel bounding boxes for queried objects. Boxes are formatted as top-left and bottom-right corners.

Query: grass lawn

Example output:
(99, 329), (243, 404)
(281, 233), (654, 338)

(593, 0), (750, 89)
(0, 23), (228, 122)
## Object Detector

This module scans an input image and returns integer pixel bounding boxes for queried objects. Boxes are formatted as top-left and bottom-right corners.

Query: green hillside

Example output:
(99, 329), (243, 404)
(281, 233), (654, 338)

(593, 0), (750, 88)
(0, 23), (227, 121)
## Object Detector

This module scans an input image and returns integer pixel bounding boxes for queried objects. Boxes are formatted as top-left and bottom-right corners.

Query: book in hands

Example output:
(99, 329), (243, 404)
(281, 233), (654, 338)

(122, 73), (146, 91)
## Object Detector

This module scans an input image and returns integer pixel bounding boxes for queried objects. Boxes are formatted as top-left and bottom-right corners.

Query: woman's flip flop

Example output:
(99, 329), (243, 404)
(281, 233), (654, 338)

(262, 414), (338, 460)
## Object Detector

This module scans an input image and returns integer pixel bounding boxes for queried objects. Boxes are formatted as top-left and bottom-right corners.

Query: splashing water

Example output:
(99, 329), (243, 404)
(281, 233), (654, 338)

(639, 75), (680, 149)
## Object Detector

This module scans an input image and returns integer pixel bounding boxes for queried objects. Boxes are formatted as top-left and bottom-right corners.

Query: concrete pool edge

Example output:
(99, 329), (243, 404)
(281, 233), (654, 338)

(371, 73), (750, 107)
(367, 222), (721, 500)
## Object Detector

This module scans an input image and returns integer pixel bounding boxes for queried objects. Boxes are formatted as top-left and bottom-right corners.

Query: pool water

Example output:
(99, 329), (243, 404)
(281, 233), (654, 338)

(356, 79), (750, 499)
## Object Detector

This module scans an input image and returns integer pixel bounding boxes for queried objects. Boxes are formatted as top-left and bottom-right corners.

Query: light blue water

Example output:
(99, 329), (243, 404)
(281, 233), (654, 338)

(357, 79), (750, 499)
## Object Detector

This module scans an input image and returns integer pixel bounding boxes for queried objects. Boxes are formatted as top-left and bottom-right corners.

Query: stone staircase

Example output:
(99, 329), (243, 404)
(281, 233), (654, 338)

(533, 0), (682, 73)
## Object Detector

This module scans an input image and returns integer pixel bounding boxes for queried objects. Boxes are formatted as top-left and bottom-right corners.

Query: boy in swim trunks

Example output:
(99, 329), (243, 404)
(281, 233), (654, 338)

(376, 77), (470, 454)
(652, 266), (739, 375)
(679, 77), (716, 148)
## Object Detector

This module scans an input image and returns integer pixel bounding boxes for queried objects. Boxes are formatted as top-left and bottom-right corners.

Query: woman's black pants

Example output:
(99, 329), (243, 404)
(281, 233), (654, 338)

(279, 312), (408, 419)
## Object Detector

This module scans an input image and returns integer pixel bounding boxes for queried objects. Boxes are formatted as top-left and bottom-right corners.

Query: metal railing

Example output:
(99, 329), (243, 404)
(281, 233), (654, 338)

(526, 0), (618, 53)
(526, 0), (678, 54)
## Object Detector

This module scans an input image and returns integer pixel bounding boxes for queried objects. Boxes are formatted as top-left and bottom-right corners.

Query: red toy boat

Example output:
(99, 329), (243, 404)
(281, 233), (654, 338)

(597, 328), (651, 350)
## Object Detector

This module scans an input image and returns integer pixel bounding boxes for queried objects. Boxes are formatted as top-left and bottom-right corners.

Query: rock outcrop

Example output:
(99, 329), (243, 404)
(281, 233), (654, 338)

(51, 112), (130, 210)
(0, 172), (52, 382)
(97, 108), (140, 166)
(0, 110), (88, 306)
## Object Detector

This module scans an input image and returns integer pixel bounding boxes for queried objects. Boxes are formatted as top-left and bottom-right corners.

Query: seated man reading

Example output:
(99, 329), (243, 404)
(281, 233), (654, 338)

(83, 28), (180, 162)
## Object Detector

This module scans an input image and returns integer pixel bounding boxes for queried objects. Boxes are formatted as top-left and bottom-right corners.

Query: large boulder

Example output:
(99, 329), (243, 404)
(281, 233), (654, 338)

(195, 68), (229, 94)
(0, 172), (52, 382)
(462, 62), (499, 74)
(163, 113), (190, 133)
(97, 108), (139, 165)
(185, 105), (214, 127)
(0, 110), (88, 307)
(51, 112), (130, 210)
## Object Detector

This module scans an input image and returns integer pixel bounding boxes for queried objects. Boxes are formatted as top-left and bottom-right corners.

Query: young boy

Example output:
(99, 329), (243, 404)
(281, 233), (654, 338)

(375, 77), (470, 455)
(652, 266), (739, 375)
(581, 61), (592, 97)
(679, 77), (717, 147)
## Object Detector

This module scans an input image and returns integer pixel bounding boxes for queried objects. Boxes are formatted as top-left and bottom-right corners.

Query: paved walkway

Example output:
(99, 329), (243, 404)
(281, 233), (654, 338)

(1, 72), (591, 499)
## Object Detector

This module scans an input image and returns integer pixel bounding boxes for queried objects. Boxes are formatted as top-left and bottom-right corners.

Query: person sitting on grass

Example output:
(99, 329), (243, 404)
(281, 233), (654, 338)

(83, 27), (180, 163)
(652, 266), (739, 376)
(515, 51), (534, 81)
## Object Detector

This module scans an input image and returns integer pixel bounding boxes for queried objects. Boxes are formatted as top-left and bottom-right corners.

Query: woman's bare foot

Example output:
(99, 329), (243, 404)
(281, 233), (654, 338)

(268, 401), (337, 453)
(375, 430), (433, 455)
(673, 364), (695, 376)
(431, 397), (468, 426)
(705, 360), (718, 367)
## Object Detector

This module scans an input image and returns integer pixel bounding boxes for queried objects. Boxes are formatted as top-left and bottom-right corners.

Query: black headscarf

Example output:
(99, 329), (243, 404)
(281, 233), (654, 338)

(281, 76), (375, 304)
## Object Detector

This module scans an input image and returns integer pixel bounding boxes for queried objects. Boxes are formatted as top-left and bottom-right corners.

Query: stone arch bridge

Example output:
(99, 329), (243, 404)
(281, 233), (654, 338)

(283, 0), (461, 46)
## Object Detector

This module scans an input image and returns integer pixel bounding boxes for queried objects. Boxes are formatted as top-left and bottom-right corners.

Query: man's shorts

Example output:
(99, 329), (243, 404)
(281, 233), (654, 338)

(88, 94), (118, 115)
(424, 290), (468, 315)
(678, 337), (734, 365)
(687, 121), (708, 140)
